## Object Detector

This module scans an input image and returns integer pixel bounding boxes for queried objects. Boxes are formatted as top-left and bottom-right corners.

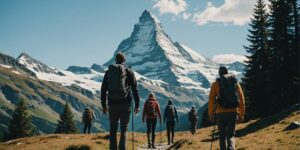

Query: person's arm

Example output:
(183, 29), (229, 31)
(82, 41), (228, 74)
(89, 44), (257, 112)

(101, 71), (109, 110)
(237, 83), (245, 121)
(208, 82), (217, 117)
(156, 101), (162, 123)
(142, 102), (147, 122)
(82, 112), (85, 124)
(164, 107), (167, 122)
(92, 111), (95, 120)
(175, 107), (179, 123)
(127, 69), (140, 109)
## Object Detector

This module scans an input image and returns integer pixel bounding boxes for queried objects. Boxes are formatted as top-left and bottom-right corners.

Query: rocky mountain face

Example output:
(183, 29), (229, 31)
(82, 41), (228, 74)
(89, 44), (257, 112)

(0, 52), (36, 77)
(0, 10), (245, 134)
(17, 53), (65, 76)
(105, 10), (219, 88)
(66, 66), (92, 74)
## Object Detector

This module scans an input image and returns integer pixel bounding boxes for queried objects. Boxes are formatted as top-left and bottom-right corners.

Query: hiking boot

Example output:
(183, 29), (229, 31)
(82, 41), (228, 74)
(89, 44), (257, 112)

(152, 144), (156, 149)
(148, 143), (151, 149)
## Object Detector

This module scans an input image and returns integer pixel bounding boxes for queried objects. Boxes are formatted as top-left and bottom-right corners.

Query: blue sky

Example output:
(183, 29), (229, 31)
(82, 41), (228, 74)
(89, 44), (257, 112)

(0, 0), (256, 69)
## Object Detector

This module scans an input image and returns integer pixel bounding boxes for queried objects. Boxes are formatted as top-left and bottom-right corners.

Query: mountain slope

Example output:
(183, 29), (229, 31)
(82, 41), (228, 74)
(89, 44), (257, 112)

(0, 55), (107, 137)
(1, 104), (298, 149)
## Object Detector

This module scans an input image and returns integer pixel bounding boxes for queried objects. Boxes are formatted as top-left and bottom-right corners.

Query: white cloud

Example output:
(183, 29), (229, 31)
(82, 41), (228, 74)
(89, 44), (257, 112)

(182, 12), (191, 20)
(212, 53), (247, 64)
(153, 0), (188, 16)
(192, 0), (256, 26)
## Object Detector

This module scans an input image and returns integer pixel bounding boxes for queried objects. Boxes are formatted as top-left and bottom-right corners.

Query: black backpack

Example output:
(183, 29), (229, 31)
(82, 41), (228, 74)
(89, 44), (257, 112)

(190, 110), (197, 122)
(107, 64), (128, 100)
(216, 74), (239, 108)
(168, 105), (175, 120)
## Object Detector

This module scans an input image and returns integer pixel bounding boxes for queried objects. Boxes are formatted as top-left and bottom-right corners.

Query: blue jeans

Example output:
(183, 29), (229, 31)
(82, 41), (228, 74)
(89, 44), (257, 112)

(216, 112), (238, 150)
(109, 104), (131, 150)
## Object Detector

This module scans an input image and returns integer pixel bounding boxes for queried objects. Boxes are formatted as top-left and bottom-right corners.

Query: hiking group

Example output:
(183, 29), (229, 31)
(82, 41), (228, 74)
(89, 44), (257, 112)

(84, 52), (245, 150)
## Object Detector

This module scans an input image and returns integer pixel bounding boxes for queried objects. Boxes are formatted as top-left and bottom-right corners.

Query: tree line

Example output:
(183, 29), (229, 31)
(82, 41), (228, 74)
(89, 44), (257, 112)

(243, 0), (299, 119)
(6, 99), (77, 140)
(201, 0), (299, 126)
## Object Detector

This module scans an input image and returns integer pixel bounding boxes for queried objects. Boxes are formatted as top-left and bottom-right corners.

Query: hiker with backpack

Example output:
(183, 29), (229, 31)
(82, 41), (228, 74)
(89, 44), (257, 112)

(142, 92), (162, 149)
(208, 66), (245, 150)
(188, 106), (198, 135)
(163, 100), (178, 145)
(101, 52), (140, 150)
(82, 107), (95, 134)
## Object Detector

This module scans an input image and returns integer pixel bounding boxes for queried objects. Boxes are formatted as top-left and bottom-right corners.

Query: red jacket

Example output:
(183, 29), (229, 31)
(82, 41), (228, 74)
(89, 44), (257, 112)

(142, 98), (162, 121)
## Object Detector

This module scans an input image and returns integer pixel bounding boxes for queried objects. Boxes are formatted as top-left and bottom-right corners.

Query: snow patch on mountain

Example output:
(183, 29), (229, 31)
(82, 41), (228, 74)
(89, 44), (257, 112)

(17, 53), (102, 93)
(212, 53), (247, 64)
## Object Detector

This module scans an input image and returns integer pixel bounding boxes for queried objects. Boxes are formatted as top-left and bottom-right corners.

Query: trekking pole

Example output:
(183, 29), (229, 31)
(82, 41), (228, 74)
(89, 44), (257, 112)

(160, 121), (162, 144)
(210, 120), (216, 150)
(210, 103), (218, 150)
(132, 101), (134, 150)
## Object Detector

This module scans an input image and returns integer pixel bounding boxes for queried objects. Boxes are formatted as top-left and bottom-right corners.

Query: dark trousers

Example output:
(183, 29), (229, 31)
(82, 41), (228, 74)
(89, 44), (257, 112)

(190, 120), (197, 134)
(109, 104), (131, 150)
(216, 112), (238, 150)
(146, 118), (157, 145)
(83, 122), (91, 134)
(166, 120), (175, 144)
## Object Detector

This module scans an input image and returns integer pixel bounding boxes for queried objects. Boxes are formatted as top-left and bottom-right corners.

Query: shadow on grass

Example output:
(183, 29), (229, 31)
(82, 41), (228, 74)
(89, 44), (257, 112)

(167, 139), (189, 150)
(201, 129), (219, 142)
(236, 103), (299, 137)
(65, 145), (90, 150)
(92, 134), (109, 140)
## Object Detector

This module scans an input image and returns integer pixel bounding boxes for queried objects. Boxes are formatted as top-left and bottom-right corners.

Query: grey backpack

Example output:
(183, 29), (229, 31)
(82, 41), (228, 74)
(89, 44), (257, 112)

(107, 64), (128, 100)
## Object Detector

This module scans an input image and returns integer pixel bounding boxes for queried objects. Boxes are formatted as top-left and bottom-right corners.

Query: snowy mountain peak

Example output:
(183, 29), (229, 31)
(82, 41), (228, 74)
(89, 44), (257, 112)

(104, 10), (219, 87)
(18, 52), (31, 59)
(17, 52), (64, 76)
(140, 9), (161, 24)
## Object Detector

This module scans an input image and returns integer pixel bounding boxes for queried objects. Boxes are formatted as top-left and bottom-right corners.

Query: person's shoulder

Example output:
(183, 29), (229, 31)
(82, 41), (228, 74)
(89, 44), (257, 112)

(211, 81), (218, 87)
(124, 65), (134, 73)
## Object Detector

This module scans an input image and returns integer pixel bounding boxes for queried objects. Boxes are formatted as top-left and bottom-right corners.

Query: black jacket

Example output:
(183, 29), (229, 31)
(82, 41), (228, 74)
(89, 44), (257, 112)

(101, 63), (140, 108)
(163, 104), (178, 122)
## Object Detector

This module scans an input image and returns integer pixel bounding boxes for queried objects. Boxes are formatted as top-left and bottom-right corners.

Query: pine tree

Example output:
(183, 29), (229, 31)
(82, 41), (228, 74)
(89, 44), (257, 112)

(55, 102), (77, 134)
(267, 0), (299, 114)
(8, 99), (34, 139)
(243, 0), (270, 118)
(290, 0), (300, 104)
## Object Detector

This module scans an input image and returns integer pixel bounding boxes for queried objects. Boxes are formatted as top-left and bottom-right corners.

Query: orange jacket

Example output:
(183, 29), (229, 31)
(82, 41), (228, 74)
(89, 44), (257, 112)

(208, 81), (245, 117)
(142, 98), (162, 121)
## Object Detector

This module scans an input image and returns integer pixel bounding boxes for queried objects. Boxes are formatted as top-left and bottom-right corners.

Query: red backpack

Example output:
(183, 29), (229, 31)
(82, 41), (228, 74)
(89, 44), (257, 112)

(145, 100), (156, 117)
